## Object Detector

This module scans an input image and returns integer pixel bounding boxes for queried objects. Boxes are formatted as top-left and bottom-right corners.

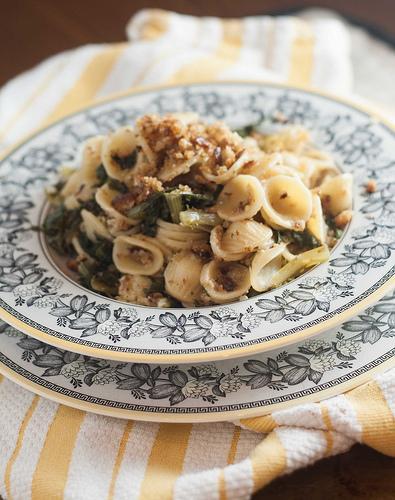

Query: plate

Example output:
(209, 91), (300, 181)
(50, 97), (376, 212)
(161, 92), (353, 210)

(1, 289), (394, 422)
(0, 82), (395, 364)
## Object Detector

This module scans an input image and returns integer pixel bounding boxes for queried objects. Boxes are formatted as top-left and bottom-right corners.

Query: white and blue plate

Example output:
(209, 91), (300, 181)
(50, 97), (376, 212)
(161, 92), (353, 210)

(0, 82), (394, 364)
(0, 289), (394, 421)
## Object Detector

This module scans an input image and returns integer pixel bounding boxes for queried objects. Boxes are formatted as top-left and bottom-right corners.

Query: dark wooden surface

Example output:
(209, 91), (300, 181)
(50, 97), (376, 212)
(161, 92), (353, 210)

(1, 1), (394, 498)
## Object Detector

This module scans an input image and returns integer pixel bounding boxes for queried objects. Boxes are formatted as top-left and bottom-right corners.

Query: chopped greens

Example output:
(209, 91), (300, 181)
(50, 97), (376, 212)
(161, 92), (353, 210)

(180, 210), (221, 229)
(126, 192), (166, 236)
(125, 188), (217, 233)
(325, 216), (344, 240)
(274, 229), (320, 250)
(80, 198), (103, 216)
(78, 234), (113, 264)
(95, 164), (108, 186)
(164, 191), (184, 223)
(78, 261), (120, 297)
(163, 190), (215, 223)
(108, 178), (129, 193)
(111, 150), (137, 170)
(148, 277), (165, 294)
(42, 204), (81, 255)
(234, 124), (256, 138)
(234, 119), (265, 138)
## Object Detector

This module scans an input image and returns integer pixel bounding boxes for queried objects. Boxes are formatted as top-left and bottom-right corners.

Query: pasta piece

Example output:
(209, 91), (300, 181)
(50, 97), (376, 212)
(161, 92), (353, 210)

(210, 226), (248, 261)
(62, 136), (104, 208)
(80, 209), (112, 242)
(271, 245), (330, 289)
(260, 175), (313, 231)
(61, 172), (86, 209)
(210, 221), (273, 261)
(200, 260), (251, 303)
(286, 155), (315, 186)
(282, 246), (296, 261)
(250, 244), (286, 292)
(309, 163), (340, 188)
(81, 136), (105, 176)
(95, 184), (139, 226)
(307, 194), (328, 244)
(164, 251), (204, 302)
(156, 219), (208, 251)
(113, 235), (164, 276)
(202, 149), (261, 184)
(319, 173), (353, 216)
(171, 112), (199, 124)
(216, 175), (265, 221)
(242, 153), (296, 180)
(71, 236), (94, 263)
(258, 126), (310, 154)
(101, 126), (144, 182)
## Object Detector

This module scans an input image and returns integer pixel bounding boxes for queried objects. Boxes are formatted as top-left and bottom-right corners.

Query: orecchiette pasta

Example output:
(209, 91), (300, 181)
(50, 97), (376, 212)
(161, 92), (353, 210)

(216, 175), (265, 221)
(200, 260), (251, 303)
(101, 127), (153, 183)
(80, 209), (112, 242)
(250, 244), (286, 292)
(260, 175), (313, 231)
(210, 225), (249, 261)
(95, 184), (138, 226)
(112, 235), (164, 276)
(202, 149), (262, 184)
(267, 245), (330, 290)
(164, 251), (204, 303)
(44, 113), (351, 307)
(307, 194), (328, 244)
(319, 173), (353, 216)
(156, 219), (209, 251)
(61, 136), (104, 208)
(211, 221), (273, 261)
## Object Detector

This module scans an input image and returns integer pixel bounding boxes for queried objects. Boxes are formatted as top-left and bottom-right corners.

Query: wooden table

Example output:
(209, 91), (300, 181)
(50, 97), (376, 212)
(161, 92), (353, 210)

(1, 1), (394, 498)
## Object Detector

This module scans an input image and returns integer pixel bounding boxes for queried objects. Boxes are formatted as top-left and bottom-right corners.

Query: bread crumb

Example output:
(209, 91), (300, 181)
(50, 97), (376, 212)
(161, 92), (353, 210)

(366, 179), (377, 193)
(335, 209), (353, 228)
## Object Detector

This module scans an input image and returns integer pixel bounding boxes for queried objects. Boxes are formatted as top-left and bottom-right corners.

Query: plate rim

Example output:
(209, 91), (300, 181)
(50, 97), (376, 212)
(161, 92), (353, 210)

(1, 80), (395, 364)
(0, 345), (393, 423)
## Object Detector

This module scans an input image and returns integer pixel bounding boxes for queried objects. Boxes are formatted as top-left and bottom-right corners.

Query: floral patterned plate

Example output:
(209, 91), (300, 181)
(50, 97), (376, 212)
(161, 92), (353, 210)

(1, 82), (395, 364)
(1, 289), (394, 422)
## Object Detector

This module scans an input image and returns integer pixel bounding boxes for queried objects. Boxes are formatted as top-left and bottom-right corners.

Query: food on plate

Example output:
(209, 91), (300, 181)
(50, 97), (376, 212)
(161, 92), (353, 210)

(43, 113), (352, 307)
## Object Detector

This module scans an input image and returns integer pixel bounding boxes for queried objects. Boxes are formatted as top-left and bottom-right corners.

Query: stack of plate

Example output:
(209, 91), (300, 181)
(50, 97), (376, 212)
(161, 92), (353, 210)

(0, 83), (394, 422)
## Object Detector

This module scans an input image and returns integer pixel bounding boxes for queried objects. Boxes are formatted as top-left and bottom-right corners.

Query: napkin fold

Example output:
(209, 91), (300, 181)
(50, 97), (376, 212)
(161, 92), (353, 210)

(0, 8), (394, 500)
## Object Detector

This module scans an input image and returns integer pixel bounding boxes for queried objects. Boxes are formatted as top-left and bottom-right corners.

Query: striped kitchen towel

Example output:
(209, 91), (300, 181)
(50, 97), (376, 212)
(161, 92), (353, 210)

(0, 9), (394, 500)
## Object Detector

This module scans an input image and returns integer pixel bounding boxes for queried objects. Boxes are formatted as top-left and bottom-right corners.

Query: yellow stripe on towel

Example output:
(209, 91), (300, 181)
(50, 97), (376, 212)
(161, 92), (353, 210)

(240, 414), (278, 433)
(139, 423), (192, 500)
(44, 44), (126, 124)
(250, 430), (287, 491)
(218, 426), (242, 500)
(346, 380), (395, 456)
(107, 421), (134, 500)
(31, 406), (85, 500)
(288, 19), (314, 86)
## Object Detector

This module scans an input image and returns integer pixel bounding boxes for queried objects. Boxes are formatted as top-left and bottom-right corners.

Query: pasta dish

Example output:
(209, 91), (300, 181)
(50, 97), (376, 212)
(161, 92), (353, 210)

(43, 113), (352, 307)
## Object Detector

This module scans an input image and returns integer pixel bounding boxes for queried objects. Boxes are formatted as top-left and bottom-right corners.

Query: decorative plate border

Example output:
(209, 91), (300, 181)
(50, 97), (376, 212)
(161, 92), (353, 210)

(0, 81), (395, 364)
(1, 288), (395, 422)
